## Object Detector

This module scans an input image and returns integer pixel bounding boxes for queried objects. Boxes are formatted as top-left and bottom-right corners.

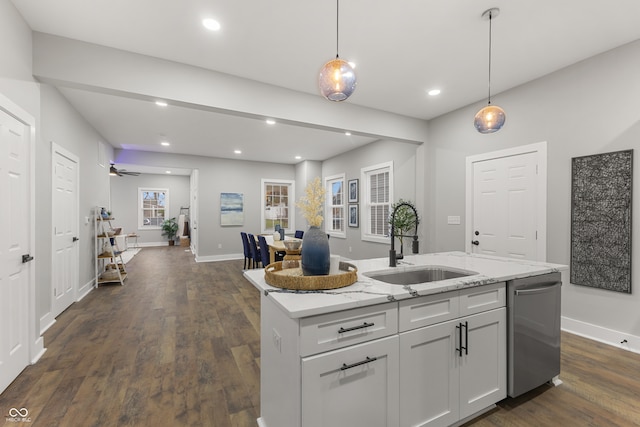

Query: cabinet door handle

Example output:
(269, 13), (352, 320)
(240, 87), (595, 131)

(463, 321), (468, 355)
(340, 356), (377, 371)
(456, 323), (463, 357)
(338, 322), (374, 334)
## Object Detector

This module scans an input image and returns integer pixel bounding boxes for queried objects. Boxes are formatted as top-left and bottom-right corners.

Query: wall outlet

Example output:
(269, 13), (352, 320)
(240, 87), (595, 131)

(349, 246), (352, 253)
(272, 329), (282, 353)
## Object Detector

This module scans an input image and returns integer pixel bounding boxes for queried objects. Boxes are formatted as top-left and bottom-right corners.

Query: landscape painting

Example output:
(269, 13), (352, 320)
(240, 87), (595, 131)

(220, 192), (244, 226)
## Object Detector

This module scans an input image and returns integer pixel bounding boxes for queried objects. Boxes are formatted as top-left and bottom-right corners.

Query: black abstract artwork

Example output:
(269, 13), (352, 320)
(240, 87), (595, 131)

(570, 149), (633, 293)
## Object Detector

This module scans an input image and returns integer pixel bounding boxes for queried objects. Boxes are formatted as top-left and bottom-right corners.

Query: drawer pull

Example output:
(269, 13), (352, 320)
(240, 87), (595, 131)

(340, 356), (378, 371)
(338, 322), (375, 334)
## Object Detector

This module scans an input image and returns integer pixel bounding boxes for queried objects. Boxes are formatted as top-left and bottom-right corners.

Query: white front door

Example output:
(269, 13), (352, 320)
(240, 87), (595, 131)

(52, 144), (79, 318)
(0, 106), (32, 393)
(466, 142), (547, 261)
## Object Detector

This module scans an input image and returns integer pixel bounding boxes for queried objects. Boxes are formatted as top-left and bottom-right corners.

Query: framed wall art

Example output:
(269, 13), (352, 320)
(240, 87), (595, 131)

(348, 179), (359, 203)
(348, 204), (359, 228)
(220, 192), (244, 226)
(570, 149), (633, 293)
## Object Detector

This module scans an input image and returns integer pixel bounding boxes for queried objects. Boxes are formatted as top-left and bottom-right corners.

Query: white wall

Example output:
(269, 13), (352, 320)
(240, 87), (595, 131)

(110, 173), (190, 245)
(427, 40), (640, 342)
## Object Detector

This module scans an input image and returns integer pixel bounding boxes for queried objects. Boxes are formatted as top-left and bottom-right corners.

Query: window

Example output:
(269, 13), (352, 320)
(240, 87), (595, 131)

(325, 173), (346, 238)
(261, 179), (295, 233)
(139, 188), (169, 229)
(361, 162), (393, 243)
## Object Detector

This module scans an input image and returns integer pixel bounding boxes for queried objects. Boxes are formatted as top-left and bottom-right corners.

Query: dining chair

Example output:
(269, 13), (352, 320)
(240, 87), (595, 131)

(257, 235), (271, 268)
(294, 230), (304, 239)
(247, 233), (261, 269)
(240, 232), (252, 269)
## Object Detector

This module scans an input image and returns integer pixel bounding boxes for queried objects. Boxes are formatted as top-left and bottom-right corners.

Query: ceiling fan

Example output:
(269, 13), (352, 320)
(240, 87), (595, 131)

(109, 163), (140, 177)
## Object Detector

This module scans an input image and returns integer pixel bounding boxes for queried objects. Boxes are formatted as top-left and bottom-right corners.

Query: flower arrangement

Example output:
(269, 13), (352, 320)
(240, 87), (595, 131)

(296, 176), (326, 227)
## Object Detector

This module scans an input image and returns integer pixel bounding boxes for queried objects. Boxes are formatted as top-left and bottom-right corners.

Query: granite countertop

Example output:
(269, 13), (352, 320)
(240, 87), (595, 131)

(243, 251), (568, 319)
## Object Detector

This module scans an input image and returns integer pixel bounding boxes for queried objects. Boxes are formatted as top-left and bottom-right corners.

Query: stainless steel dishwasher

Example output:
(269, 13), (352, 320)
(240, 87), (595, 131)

(507, 272), (562, 397)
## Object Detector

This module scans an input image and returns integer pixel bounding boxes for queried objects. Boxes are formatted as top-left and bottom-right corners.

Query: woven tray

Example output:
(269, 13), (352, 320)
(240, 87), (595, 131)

(264, 261), (358, 291)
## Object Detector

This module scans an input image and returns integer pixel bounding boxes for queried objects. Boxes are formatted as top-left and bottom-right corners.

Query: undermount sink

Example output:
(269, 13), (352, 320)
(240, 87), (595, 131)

(364, 266), (478, 285)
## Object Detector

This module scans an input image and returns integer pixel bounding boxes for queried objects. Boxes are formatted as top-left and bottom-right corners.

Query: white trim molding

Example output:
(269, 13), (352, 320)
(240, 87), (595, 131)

(562, 316), (640, 355)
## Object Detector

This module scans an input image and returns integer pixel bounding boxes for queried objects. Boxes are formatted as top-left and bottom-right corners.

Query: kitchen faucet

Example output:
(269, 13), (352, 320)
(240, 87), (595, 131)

(389, 202), (419, 267)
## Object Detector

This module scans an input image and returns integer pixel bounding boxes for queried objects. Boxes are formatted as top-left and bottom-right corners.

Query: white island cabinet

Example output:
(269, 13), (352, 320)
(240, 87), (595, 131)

(245, 252), (566, 427)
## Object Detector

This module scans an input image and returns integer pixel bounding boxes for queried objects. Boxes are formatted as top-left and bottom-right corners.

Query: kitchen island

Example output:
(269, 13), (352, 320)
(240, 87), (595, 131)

(244, 251), (567, 427)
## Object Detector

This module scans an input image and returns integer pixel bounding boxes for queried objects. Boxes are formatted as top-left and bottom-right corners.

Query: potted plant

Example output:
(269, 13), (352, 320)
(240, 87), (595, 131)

(161, 217), (179, 246)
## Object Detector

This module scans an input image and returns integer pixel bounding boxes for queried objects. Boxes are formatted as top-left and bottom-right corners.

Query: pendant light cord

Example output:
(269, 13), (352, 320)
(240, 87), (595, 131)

(487, 10), (493, 105)
(335, 0), (340, 59)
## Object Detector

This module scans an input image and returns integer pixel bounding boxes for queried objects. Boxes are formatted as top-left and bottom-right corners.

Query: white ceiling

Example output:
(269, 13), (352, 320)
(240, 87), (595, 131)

(11, 0), (640, 167)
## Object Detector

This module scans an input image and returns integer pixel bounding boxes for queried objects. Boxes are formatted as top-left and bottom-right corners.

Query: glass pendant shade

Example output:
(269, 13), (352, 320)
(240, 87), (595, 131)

(474, 104), (506, 134)
(319, 57), (357, 101)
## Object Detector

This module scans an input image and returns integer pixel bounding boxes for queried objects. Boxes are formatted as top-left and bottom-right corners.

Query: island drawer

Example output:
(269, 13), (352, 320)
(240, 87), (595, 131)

(458, 282), (505, 317)
(399, 292), (459, 332)
(300, 304), (398, 357)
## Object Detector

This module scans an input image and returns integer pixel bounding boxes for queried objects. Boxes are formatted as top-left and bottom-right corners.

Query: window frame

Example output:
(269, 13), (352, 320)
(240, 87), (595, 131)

(360, 162), (394, 244)
(138, 187), (169, 230)
(261, 179), (295, 234)
(324, 173), (346, 238)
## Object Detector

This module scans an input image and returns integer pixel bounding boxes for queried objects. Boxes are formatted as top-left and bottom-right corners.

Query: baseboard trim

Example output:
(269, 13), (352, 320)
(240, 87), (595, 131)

(40, 312), (55, 335)
(195, 253), (243, 263)
(77, 278), (95, 301)
(562, 316), (640, 354)
(31, 336), (46, 364)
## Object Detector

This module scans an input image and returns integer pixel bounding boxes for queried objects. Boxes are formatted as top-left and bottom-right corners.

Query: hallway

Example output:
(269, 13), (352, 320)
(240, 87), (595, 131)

(0, 247), (260, 426)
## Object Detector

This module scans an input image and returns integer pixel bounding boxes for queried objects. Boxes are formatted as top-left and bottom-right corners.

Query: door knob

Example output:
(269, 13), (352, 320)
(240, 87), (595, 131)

(73, 237), (79, 242)
(22, 254), (34, 263)
(471, 240), (479, 246)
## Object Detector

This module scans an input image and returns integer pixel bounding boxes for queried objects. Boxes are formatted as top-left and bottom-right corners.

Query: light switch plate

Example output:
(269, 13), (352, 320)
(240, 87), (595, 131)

(447, 215), (461, 225)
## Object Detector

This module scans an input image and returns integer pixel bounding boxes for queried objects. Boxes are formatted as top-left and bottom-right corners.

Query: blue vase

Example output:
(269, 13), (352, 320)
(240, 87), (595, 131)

(301, 226), (330, 276)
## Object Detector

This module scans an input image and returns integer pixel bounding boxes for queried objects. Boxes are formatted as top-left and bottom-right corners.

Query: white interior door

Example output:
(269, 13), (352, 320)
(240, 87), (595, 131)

(466, 142), (547, 262)
(190, 169), (198, 255)
(0, 106), (32, 393)
(52, 144), (79, 318)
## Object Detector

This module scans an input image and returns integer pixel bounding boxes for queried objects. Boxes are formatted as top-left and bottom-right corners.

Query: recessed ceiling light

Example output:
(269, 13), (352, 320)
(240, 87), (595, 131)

(155, 101), (168, 107)
(295, 155), (302, 160)
(160, 141), (170, 146)
(345, 131), (351, 136)
(266, 119), (276, 125)
(427, 89), (441, 96)
(348, 61), (356, 69)
(165, 170), (172, 174)
(202, 18), (221, 31)
(234, 150), (242, 154)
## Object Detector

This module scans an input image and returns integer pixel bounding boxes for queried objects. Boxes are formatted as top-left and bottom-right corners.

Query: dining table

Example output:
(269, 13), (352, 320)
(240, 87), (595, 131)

(261, 235), (297, 265)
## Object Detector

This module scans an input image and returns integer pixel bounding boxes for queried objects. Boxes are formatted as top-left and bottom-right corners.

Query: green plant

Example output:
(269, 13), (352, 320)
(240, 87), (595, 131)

(389, 199), (419, 255)
(161, 217), (179, 241)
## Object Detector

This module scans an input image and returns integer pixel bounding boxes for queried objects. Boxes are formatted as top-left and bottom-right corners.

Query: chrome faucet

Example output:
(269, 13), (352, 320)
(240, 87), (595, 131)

(389, 202), (419, 267)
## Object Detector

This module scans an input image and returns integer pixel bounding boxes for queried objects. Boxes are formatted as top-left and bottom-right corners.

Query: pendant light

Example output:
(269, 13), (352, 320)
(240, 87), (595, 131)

(318, 0), (357, 101)
(474, 7), (506, 134)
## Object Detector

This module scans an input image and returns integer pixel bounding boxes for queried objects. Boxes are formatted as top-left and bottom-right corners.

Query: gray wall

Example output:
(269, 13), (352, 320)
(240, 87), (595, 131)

(40, 85), (113, 298)
(110, 173), (191, 245)
(322, 139), (421, 260)
(427, 40), (640, 338)
(1, 1), (112, 339)
(113, 149), (295, 260)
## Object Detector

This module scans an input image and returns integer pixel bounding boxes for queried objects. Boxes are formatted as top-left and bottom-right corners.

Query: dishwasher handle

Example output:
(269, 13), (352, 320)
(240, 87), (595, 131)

(515, 283), (560, 296)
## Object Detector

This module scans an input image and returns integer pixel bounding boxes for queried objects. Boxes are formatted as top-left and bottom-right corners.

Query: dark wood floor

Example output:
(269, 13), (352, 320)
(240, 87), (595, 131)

(1, 247), (639, 426)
